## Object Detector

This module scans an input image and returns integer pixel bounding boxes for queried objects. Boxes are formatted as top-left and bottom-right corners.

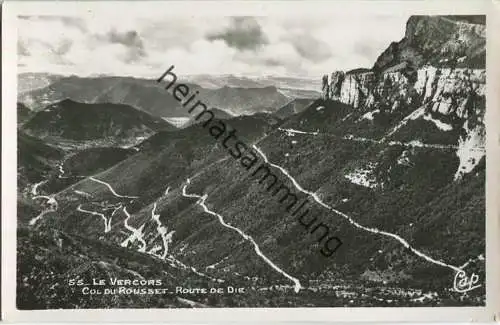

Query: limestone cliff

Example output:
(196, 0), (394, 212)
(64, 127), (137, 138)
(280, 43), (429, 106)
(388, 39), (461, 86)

(321, 15), (486, 181)
(323, 67), (485, 122)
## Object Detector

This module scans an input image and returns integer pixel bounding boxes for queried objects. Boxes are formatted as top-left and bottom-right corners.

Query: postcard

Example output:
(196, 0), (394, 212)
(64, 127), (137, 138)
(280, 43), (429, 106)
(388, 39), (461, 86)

(2, 0), (499, 322)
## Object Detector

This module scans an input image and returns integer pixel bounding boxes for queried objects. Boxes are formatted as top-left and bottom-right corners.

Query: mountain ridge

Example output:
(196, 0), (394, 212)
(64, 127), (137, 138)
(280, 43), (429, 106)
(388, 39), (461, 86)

(22, 99), (176, 148)
(18, 75), (312, 117)
(17, 14), (486, 308)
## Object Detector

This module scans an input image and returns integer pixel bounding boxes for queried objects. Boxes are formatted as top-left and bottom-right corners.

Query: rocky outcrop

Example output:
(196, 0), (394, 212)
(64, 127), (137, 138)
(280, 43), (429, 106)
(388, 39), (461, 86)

(321, 15), (486, 181)
(374, 15), (485, 72)
(321, 15), (485, 121)
(323, 66), (485, 121)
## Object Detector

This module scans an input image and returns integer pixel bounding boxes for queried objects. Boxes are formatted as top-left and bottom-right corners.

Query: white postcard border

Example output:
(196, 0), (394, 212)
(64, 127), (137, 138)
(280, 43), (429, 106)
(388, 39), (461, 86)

(2, 0), (499, 322)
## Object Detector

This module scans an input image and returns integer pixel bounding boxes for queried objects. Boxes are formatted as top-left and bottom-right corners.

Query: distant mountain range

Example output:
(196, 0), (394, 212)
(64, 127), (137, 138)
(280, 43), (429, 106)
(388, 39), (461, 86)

(181, 74), (322, 91)
(18, 74), (320, 118)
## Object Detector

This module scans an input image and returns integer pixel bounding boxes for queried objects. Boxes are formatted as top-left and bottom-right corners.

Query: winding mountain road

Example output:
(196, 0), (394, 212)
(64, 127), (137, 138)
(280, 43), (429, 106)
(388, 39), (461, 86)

(77, 204), (112, 233)
(150, 201), (175, 260)
(182, 178), (303, 293)
(253, 144), (464, 274)
(31, 180), (48, 195)
(29, 196), (58, 226)
(89, 176), (139, 199)
(279, 128), (464, 150)
(121, 207), (147, 253)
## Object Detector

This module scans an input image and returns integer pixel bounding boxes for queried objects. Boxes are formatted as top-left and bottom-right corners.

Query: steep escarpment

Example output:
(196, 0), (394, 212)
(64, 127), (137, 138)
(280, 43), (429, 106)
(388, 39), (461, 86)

(322, 15), (485, 114)
(322, 15), (485, 181)
(323, 66), (485, 122)
(373, 15), (485, 71)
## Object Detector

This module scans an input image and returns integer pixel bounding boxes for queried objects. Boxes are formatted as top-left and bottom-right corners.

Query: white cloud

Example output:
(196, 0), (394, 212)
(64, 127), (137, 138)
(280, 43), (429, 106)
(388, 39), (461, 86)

(17, 14), (410, 78)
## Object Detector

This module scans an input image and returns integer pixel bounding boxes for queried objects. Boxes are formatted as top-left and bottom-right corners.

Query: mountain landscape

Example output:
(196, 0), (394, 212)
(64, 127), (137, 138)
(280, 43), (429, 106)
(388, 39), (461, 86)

(18, 74), (313, 118)
(22, 99), (176, 149)
(16, 15), (486, 309)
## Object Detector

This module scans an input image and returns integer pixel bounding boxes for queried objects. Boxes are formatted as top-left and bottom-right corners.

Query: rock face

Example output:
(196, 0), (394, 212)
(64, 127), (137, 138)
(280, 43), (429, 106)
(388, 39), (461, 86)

(324, 67), (485, 122)
(374, 15), (486, 71)
(322, 15), (485, 116)
(321, 15), (486, 181)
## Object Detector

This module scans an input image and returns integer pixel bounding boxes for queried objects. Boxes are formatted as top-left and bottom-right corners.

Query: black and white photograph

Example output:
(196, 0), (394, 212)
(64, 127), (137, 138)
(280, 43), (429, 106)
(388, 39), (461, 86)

(2, 0), (499, 321)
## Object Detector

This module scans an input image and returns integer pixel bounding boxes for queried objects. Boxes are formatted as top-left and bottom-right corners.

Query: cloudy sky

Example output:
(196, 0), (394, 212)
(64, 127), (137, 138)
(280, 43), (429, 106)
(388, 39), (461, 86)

(17, 14), (410, 78)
